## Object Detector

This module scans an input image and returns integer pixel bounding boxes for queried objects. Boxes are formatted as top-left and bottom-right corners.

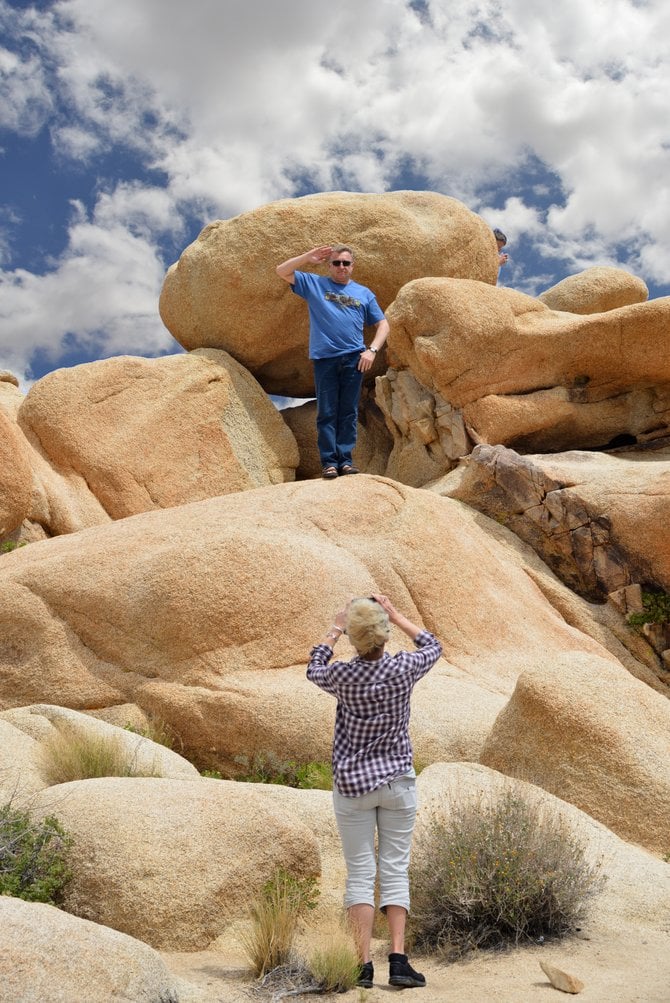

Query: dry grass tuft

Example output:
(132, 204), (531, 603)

(40, 728), (163, 785)
(241, 870), (319, 978)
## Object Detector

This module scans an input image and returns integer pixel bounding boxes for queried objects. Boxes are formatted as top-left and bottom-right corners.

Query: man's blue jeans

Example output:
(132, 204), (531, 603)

(313, 351), (364, 469)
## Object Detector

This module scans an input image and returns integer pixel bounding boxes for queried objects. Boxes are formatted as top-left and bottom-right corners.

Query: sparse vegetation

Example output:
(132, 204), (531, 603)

(123, 716), (179, 751)
(0, 803), (72, 904)
(627, 590), (670, 629)
(40, 728), (163, 785)
(308, 931), (360, 993)
(0, 540), (27, 554)
(409, 787), (604, 960)
(234, 752), (332, 790)
(241, 869), (320, 978)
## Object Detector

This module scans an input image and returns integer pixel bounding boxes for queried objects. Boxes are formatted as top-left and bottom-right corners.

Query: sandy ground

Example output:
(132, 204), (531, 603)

(162, 925), (670, 1003)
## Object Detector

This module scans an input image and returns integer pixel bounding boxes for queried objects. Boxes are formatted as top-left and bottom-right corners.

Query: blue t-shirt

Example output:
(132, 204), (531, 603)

(292, 271), (385, 360)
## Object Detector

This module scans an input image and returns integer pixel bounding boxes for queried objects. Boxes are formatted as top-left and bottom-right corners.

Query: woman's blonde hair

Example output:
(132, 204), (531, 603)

(346, 598), (390, 656)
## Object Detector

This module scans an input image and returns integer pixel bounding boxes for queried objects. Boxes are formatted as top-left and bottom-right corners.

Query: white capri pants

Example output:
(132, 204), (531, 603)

(332, 774), (417, 913)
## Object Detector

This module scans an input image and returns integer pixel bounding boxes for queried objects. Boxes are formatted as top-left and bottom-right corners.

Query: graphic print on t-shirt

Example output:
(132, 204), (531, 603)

(324, 290), (363, 308)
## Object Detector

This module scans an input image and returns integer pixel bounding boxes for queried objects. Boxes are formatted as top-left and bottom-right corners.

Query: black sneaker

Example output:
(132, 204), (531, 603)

(357, 961), (374, 988)
(388, 953), (426, 988)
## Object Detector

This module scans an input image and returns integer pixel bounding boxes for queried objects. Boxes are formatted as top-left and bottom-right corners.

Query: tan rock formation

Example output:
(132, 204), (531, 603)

(159, 191), (499, 397)
(479, 652), (670, 855)
(0, 475), (650, 774)
(0, 897), (181, 1003)
(0, 407), (33, 537)
(440, 443), (670, 671)
(0, 704), (200, 784)
(539, 266), (648, 314)
(378, 278), (670, 484)
(0, 718), (44, 802)
(31, 776), (320, 950)
(0, 369), (20, 387)
(18, 350), (298, 522)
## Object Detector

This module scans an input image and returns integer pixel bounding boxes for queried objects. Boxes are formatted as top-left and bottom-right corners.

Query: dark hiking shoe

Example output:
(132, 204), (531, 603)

(357, 961), (374, 988)
(388, 953), (426, 988)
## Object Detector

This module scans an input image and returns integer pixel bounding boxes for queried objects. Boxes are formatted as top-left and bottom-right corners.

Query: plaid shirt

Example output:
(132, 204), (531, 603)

(307, 630), (442, 797)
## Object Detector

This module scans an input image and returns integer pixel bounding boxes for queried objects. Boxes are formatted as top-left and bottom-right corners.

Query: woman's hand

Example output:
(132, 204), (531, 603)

(371, 593), (424, 641)
(371, 594), (398, 621)
(333, 603), (349, 631)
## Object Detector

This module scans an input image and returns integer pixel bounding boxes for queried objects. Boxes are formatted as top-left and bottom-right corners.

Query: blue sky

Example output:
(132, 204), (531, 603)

(2, 0), (670, 390)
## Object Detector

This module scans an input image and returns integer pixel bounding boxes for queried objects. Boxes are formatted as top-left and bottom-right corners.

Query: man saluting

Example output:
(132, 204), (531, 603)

(276, 245), (389, 479)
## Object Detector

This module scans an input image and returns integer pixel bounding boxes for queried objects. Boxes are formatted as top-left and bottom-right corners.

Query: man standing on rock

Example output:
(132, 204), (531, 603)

(276, 244), (389, 479)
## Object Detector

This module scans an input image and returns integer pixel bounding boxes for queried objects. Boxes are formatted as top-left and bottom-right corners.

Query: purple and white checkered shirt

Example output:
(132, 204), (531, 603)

(306, 630), (442, 797)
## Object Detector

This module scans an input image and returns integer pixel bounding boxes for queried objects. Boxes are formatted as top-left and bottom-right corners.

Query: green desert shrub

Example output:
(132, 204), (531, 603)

(627, 590), (670, 629)
(409, 788), (604, 960)
(0, 540), (27, 554)
(0, 803), (72, 903)
(241, 869), (320, 978)
(40, 728), (162, 785)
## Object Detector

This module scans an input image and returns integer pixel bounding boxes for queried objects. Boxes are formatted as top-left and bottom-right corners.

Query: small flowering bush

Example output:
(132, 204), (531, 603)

(409, 787), (604, 959)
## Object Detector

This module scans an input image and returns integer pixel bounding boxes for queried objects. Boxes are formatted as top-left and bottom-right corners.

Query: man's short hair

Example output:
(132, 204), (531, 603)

(330, 244), (355, 260)
(492, 228), (507, 245)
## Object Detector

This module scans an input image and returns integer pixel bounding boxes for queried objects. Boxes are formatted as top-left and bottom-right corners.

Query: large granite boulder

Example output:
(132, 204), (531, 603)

(539, 266), (649, 314)
(0, 475), (652, 773)
(0, 897), (182, 1003)
(378, 277), (670, 485)
(30, 776), (320, 950)
(159, 191), (499, 397)
(16, 350), (298, 524)
(479, 651), (670, 855)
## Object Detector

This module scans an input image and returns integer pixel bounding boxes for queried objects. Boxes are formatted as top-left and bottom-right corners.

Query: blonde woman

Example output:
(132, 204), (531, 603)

(307, 594), (442, 989)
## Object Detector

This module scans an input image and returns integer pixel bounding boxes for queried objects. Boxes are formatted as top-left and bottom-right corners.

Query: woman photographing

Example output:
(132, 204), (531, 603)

(307, 594), (442, 989)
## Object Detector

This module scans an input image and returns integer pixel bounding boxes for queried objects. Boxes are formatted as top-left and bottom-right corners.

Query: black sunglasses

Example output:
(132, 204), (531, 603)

(330, 259), (353, 267)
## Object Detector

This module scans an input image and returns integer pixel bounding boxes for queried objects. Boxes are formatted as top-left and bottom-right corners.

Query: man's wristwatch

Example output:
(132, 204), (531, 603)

(367, 347), (378, 354)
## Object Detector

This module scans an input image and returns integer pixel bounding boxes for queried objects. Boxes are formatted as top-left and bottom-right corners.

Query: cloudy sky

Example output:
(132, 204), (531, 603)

(2, 0), (670, 389)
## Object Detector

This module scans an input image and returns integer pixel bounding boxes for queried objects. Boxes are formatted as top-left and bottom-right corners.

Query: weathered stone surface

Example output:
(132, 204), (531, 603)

(479, 652), (670, 855)
(281, 390), (392, 479)
(31, 777), (321, 950)
(0, 407), (33, 537)
(159, 191), (499, 397)
(539, 266), (648, 315)
(378, 277), (670, 483)
(0, 369), (20, 387)
(440, 443), (630, 600)
(0, 476), (652, 772)
(0, 704), (200, 784)
(0, 897), (181, 1003)
(442, 443), (670, 604)
(539, 960), (585, 994)
(0, 717), (44, 802)
(18, 350), (298, 522)
(376, 367), (474, 485)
